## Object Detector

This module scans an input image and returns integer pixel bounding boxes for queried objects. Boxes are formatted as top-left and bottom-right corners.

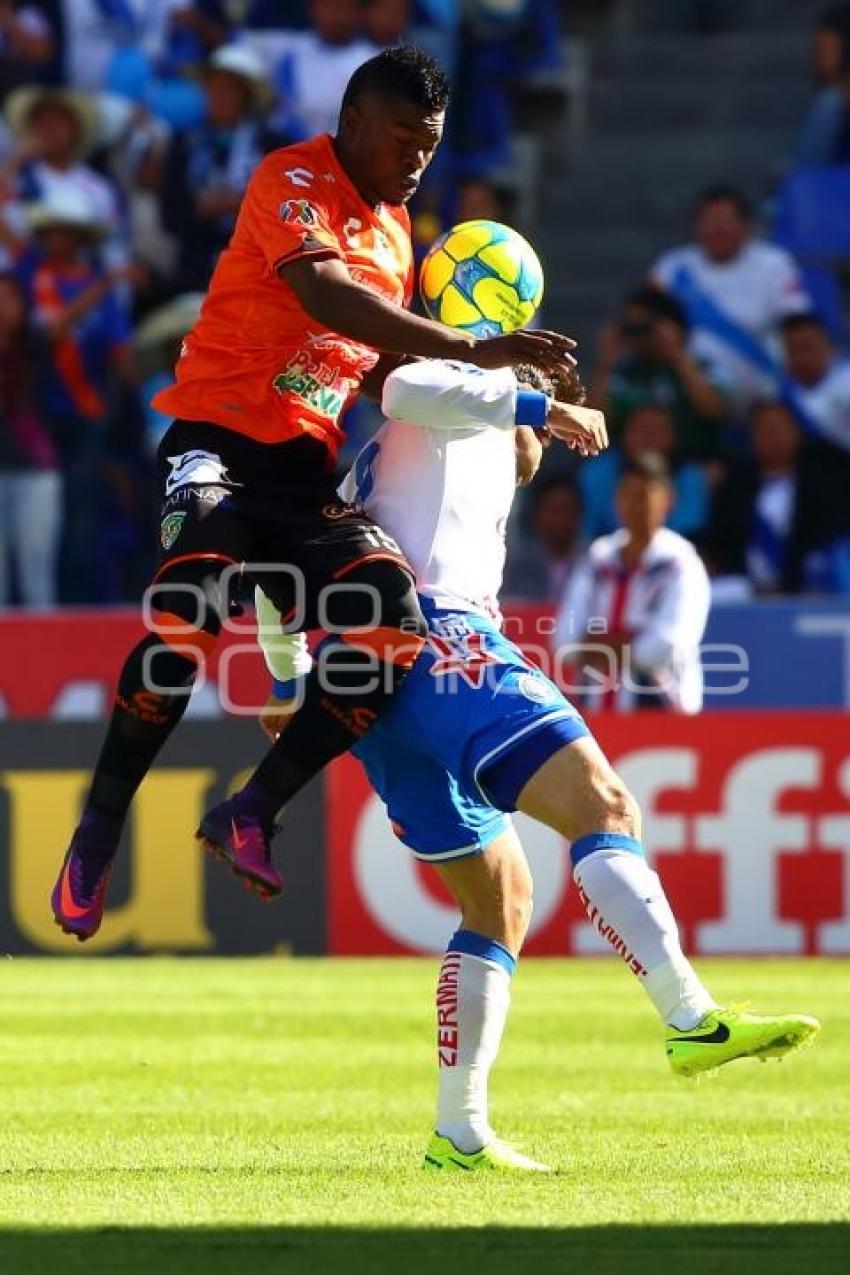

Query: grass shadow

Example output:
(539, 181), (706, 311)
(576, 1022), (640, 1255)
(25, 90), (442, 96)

(0, 1224), (848, 1275)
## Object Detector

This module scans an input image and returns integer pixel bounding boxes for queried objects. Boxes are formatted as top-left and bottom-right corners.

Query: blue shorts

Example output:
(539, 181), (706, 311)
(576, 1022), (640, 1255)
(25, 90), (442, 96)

(351, 600), (589, 861)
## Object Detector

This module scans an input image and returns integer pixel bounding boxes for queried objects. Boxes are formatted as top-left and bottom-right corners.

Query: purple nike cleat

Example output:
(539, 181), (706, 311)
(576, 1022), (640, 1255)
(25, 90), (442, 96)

(51, 811), (121, 941)
(196, 795), (283, 900)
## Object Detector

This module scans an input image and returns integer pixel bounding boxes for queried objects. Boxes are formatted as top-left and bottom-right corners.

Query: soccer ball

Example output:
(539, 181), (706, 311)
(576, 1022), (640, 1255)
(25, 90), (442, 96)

(419, 219), (544, 338)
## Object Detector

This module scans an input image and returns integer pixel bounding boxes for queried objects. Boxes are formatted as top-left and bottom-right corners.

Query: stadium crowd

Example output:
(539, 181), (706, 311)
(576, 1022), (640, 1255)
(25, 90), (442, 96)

(0, 0), (848, 610)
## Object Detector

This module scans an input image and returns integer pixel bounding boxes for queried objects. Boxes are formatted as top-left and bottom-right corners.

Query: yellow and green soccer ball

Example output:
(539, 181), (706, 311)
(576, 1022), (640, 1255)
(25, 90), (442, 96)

(419, 219), (544, 337)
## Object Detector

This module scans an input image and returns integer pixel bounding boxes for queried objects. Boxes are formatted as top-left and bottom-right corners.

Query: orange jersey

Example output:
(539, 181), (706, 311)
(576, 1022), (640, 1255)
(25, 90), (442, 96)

(153, 133), (414, 454)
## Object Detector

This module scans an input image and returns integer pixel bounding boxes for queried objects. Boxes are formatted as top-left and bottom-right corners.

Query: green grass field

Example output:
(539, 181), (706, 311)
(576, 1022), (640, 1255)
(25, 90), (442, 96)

(1, 958), (848, 1274)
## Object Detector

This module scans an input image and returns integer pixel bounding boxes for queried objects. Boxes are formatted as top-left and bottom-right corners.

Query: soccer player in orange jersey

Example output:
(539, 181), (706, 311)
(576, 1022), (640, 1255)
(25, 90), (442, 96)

(51, 46), (577, 941)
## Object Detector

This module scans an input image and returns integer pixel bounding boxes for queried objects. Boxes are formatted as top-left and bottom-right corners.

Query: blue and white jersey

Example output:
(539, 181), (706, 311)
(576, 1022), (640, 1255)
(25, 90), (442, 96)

(256, 359), (549, 684)
(340, 360), (530, 619)
(253, 358), (592, 859)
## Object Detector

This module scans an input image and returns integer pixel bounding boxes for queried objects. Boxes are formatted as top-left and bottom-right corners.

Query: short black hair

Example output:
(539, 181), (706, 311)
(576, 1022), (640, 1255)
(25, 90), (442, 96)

(625, 284), (690, 333)
(780, 312), (828, 337)
(341, 45), (450, 115)
(531, 474), (583, 508)
(694, 184), (754, 221)
(620, 451), (672, 485)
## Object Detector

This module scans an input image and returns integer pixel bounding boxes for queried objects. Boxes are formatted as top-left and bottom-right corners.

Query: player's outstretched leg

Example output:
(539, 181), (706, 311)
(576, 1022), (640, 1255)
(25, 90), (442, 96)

(198, 560), (427, 879)
(420, 829), (552, 1173)
(51, 566), (224, 940)
(505, 735), (820, 1078)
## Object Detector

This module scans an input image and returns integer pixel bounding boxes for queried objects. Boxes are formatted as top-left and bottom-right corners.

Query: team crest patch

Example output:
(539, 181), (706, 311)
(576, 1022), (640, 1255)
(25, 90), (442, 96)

(517, 672), (559, 705)
(322, 501), (357, 520)
(160, 511), (186, 550)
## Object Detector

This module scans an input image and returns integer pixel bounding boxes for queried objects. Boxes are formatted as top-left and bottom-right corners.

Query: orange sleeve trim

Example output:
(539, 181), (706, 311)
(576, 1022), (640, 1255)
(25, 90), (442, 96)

(151, 552), (240, 586)
(340, 625), (425, 670)
(331, 552), (415, 583)
(274, 244), (343, 275)
(149, 610), (218, 662)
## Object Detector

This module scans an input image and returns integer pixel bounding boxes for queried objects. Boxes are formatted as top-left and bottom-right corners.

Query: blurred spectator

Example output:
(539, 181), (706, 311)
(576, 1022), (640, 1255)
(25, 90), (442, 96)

(797, 4), (850, 164)
(245, 0), (375, 142)
(242, 0), (309, 29)
(1, 85), (129, 276)
(157, 43), (283, 291)
(0, 270), (61, 606)
(453, 174), (511, 222)
(783, 313), (850, 452)
(555, 452), (711, 714)
(579, 404), (710, 541)
(591, 285), (729, 460)
(704, 400), (849, 595)
(0, 1), (55, 100)
(452, 0), (559, 178)
(133, 290), (203, 454)
(102, 3), (232, 132)
(364, 0), (412, 47)
(502, 474), (584, 602)
(17, 188), (136, 602)
(650, 186), (810, 415)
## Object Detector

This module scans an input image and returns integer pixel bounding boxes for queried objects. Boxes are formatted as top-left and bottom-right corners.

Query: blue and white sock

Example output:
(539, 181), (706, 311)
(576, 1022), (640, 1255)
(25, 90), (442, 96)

(571, 833), (716, 1031)
(435, 929), (516, 1155)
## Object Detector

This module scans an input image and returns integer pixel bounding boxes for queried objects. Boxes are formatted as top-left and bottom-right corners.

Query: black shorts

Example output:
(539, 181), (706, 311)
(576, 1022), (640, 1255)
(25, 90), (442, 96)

(153, 420), (410, 625)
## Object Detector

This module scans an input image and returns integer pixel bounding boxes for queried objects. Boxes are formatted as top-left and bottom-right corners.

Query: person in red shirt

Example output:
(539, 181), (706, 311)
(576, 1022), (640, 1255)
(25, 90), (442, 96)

(51, 44), (576, 941)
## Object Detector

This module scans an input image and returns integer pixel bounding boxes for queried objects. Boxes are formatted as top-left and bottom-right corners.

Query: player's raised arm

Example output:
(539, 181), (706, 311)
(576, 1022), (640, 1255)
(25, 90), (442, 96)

(380, 359), (545, 433)
(280, 255), (577, 375)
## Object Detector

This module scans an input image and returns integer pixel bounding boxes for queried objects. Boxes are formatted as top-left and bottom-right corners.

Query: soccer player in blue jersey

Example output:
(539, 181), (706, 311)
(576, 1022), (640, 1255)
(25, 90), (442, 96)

(250, 357), (820, 1172)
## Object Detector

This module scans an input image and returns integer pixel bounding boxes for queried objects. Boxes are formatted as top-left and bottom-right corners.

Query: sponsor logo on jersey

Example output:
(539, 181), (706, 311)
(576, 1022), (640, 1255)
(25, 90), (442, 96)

(342, 217), (362, 247)
(284, 167), (313, 188)
(165, 450), (232, 496)
(272, 352), (354, 420)
(162, 485), (229, 513)
(160, 511), (186, 551)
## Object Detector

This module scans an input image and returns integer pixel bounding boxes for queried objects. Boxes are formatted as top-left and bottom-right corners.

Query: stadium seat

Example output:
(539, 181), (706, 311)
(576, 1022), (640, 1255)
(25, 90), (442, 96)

(773, 166), (850, 258)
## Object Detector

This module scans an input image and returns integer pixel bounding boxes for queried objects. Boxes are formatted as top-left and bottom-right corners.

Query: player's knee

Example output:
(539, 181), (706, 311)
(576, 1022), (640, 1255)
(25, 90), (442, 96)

(145, 562), (230, 665)
(590, 770), (642, 839)
(508, 878), (534, 948)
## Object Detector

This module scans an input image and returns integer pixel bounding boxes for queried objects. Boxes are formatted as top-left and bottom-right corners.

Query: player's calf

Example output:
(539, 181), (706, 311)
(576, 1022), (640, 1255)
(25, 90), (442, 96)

(427, 829), (533, 1156)
(51, 566), (227, 941)
(517, 737), (716, 1032)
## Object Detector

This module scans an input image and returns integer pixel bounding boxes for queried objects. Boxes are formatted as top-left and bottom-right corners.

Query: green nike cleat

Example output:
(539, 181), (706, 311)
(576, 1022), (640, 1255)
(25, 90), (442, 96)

(422, 1133), (553, 1173)
(666, 1006), (821, 1078)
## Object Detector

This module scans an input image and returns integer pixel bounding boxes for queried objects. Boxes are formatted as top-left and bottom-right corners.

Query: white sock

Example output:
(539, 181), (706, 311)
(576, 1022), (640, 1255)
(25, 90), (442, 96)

(573, 843), (716, 1031)
(435, 934), (514, 1155)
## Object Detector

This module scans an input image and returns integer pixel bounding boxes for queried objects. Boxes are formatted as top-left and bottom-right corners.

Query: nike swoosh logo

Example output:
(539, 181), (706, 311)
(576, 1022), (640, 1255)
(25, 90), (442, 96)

(60, 866), (90, 919)
(674, 1022), (731, 1045)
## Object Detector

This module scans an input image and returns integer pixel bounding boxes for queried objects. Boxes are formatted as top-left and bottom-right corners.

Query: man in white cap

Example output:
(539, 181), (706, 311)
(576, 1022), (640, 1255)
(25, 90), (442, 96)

(0, 85), (128, 277)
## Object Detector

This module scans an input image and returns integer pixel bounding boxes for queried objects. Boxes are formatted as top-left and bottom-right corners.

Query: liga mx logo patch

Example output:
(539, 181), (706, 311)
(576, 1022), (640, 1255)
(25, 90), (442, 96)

(160, 511), (186, 550)
(280, 199), (318, 225)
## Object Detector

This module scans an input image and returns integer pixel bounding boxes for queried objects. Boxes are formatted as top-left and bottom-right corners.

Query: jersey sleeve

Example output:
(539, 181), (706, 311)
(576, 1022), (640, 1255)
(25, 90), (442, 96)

(241, 158), (344, 275)
(381, 360), (526, 433)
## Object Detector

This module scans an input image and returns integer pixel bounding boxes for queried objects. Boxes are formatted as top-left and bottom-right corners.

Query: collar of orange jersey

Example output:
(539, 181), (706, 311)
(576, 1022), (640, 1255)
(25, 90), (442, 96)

(323, 132), (384, 217)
